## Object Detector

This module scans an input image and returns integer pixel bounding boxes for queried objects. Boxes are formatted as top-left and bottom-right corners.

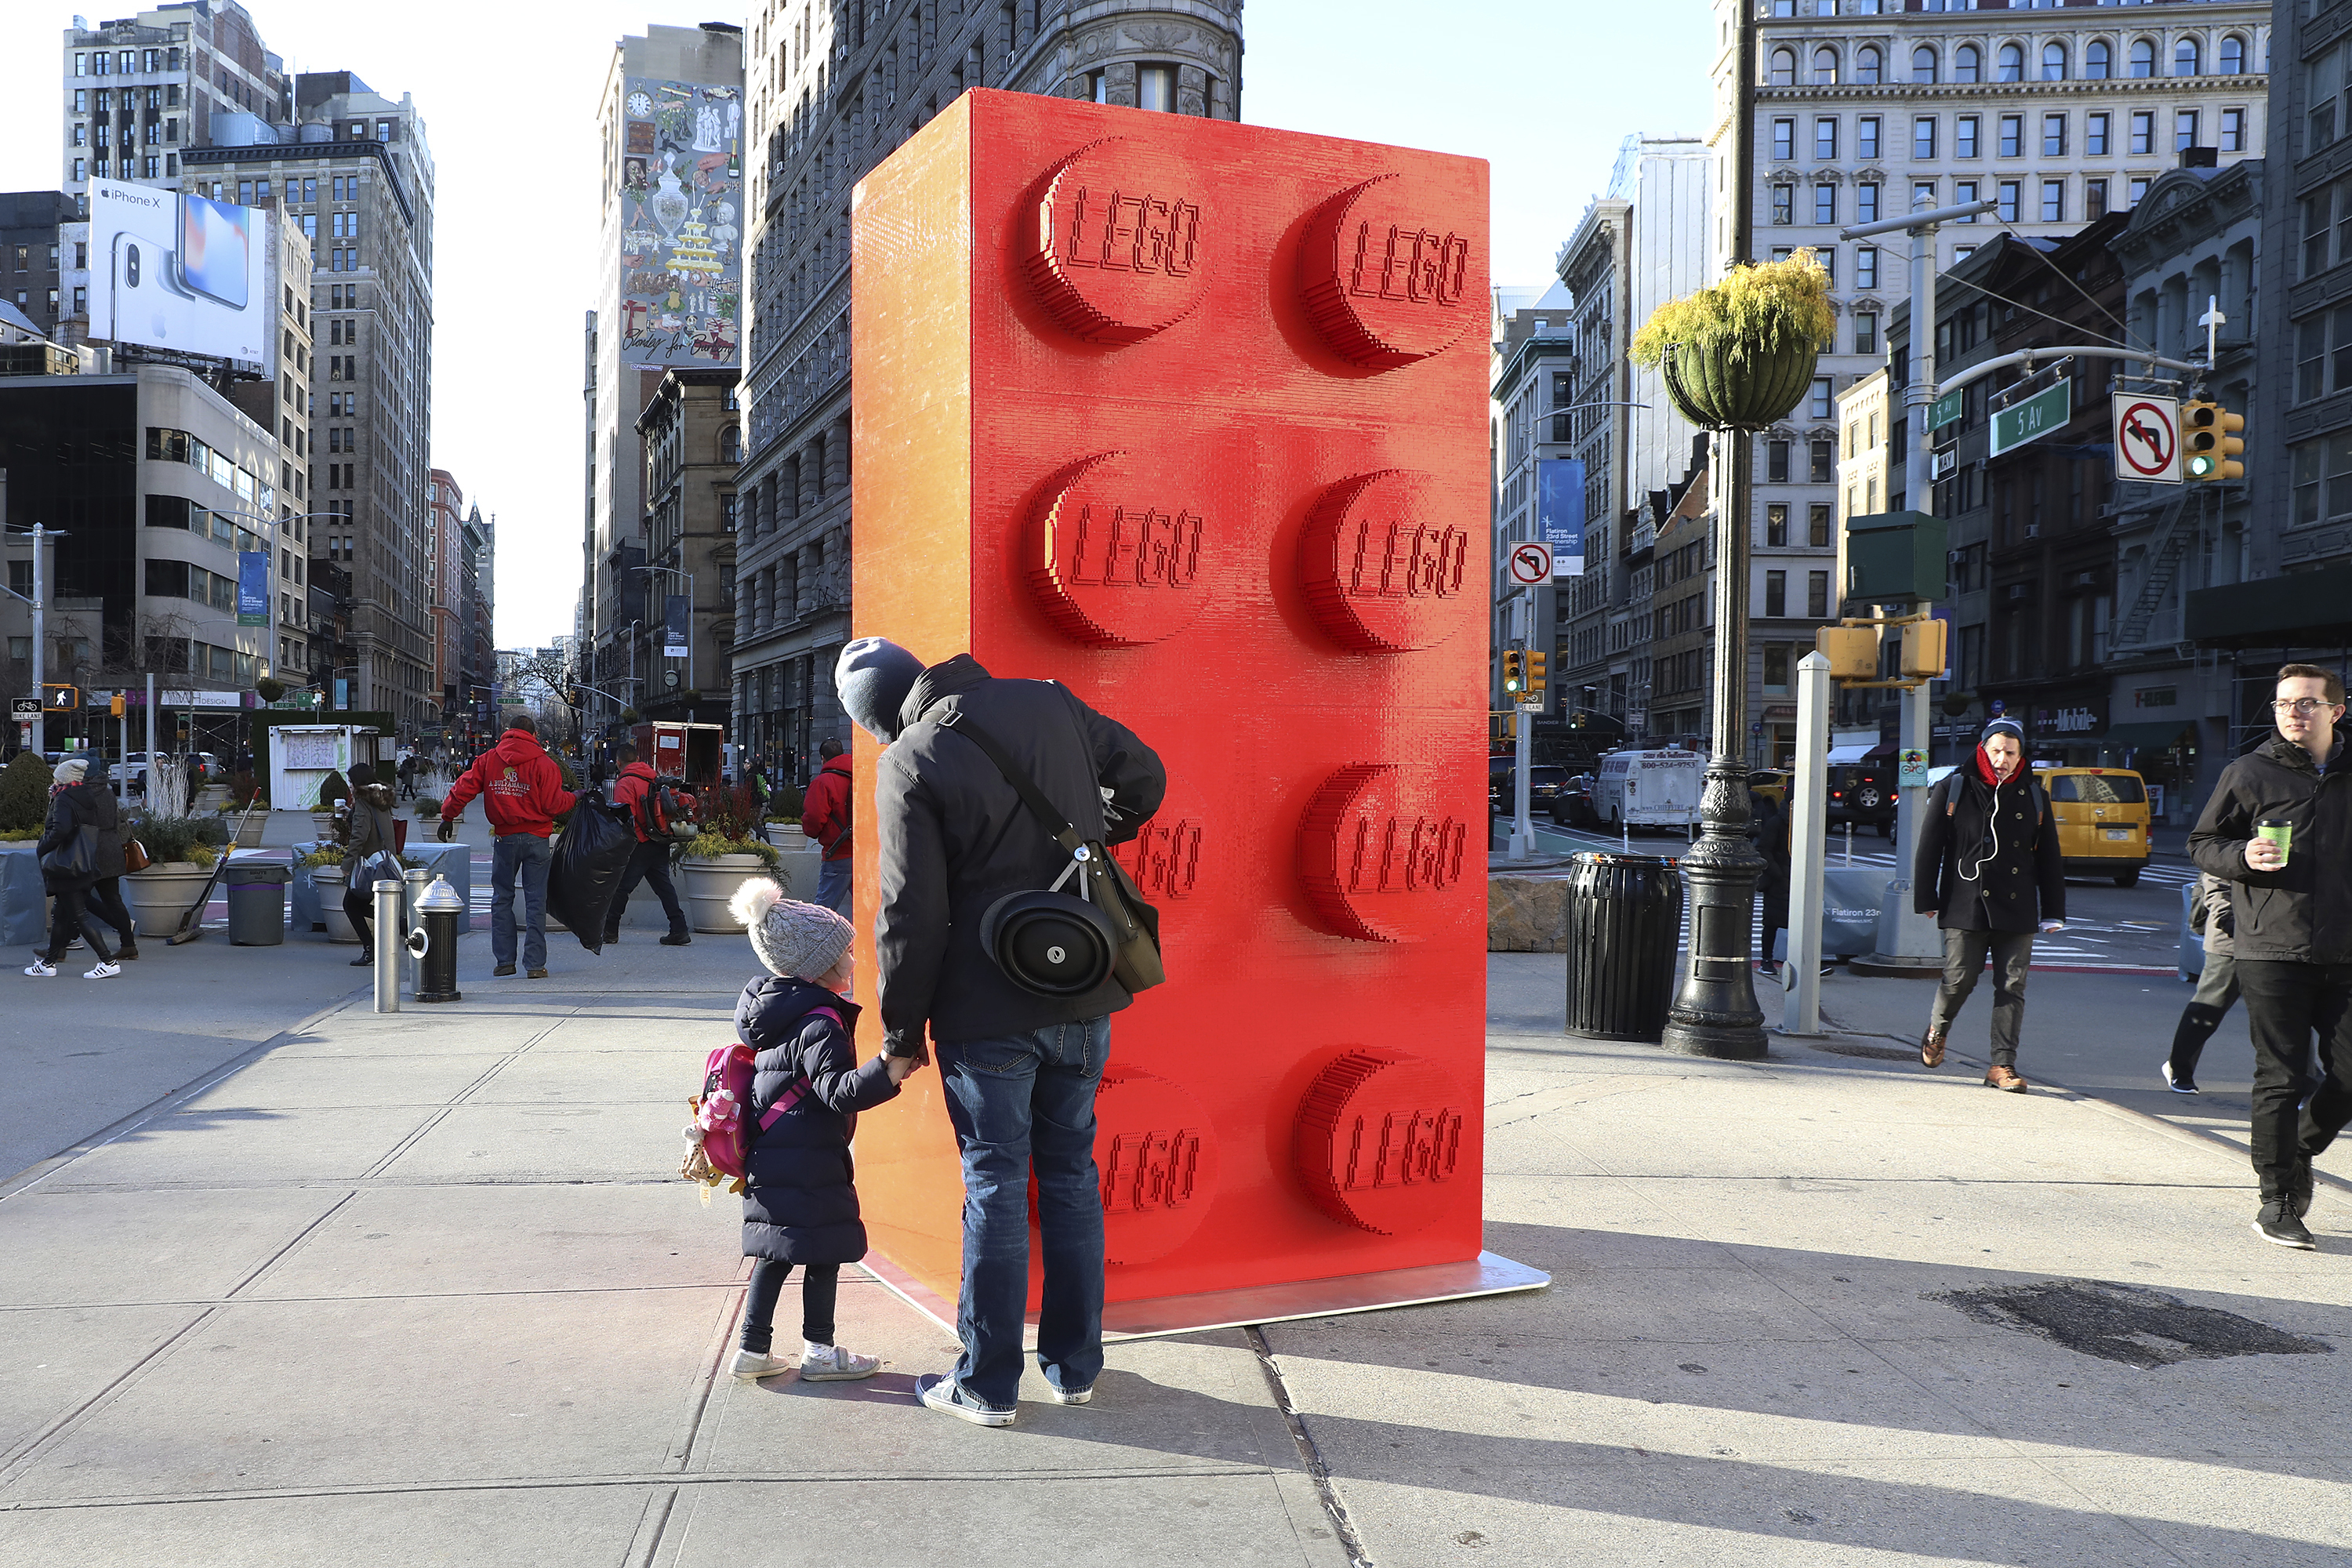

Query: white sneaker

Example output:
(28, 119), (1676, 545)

(23, 957), (56, 978)
(84, 960), (121, 980)
(729, 1348), (798, 1381)
(798, 1343), (882, 1381)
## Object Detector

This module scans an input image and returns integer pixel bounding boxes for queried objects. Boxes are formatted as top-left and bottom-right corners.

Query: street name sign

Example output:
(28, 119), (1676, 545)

(2111, 393), (2181, 485)
(1989, 381), (2071, 457)
(1929, 388), (1965, 430)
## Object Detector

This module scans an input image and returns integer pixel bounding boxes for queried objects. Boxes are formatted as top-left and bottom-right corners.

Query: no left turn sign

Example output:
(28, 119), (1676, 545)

(1507, 541), (1554, 586)
(2112, 393), (2181, 485)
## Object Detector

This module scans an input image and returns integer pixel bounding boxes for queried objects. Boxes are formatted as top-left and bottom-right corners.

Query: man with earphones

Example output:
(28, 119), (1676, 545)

(1914, 717), (2067, 1093)
(2190, 663), (2352, 1251)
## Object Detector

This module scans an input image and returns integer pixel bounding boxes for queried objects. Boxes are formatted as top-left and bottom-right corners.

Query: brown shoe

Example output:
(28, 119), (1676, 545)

(1984, 1065), (2028, 1093)
(1920, 1026), (1947, 1069)
(527, 967), (550, 979)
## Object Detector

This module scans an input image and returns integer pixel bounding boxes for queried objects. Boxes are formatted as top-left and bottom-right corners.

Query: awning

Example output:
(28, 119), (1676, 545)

(2095, 720), (2196, 751)
(1824, 743), (1880, 764)
(2189, 564), (2352, 649)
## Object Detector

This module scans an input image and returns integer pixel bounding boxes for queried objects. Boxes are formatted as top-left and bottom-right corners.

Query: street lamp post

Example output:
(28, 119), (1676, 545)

(640, 564), (695, 721)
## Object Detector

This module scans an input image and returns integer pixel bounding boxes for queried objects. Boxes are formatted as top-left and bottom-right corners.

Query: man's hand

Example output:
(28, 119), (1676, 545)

(436, 814), (456, 843)
(2245, 837), (2283, 873)
(2038, 919), (2064, 934)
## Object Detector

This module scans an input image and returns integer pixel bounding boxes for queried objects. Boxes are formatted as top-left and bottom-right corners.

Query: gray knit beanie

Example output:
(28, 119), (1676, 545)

(729, 880), (854, 979)
(836, 637), (926, 743)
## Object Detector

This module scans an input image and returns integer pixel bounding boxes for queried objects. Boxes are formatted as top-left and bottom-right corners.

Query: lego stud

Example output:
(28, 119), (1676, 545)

(1297, 764), (1472, 943)
(1025, 137), (1208, 344)
(1094, 1066), (1221, 1266)
(1026, 450), (1212, 645)
(1298, 469), (1470, 652)
(1294, 1046), (1468, 1236)
(1298, 171), (1478, 368)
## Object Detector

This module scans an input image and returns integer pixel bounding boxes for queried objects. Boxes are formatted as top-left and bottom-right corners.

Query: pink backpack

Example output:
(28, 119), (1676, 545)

(680, 1005), (844, 1195)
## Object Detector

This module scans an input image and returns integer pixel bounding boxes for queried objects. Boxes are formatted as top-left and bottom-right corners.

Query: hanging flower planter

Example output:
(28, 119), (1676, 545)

(1633, 251), (1835, 432)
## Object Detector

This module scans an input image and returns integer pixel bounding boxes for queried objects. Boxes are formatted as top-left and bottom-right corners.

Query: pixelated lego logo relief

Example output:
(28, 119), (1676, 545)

(1352, 517), (1468, 603)
(1116, 815), (1203, 900)
(1301, 470), (1468, 652)
(1029, 451), (1213, 645)
(1341, 1106), (1465, 1193)
(1027, 138), (1209, 344)
(1295, 1047), (1470, 1236)
(1093, 1068), (1221, 1265)
(1347, 811), (1469, 895)
(1298, 764), (1467, 942)
(1300, 171), (1479, 368)
(1062, 185), (1201, 276)
(1102, 1127), (1205, 1214)
(1347, 223), (1470, 307)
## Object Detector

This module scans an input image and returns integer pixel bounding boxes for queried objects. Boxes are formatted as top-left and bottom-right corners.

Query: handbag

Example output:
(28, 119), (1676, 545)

(41, 824), (99, 882)
(122, 838), (151, 874)
(935, 708), (1164, 996)
(351, 848), (403, 890)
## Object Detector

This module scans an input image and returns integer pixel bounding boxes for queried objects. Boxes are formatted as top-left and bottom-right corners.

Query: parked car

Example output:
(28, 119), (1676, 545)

(1747, 768), (1791, 809)
(1490, 762), (1570, 817)
(2042, 765), (2151, 885)
(1826, 763), (1896, 837)
(1549, 773), (1599, 829)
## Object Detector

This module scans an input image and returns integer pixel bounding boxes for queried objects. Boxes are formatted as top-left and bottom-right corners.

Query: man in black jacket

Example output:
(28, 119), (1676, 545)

(838, 637), (1166, 1427)
(2188, 662), (2352, 1250)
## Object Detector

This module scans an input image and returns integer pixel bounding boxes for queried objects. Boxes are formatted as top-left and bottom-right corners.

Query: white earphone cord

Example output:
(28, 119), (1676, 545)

(1959, 775), (2005, 885)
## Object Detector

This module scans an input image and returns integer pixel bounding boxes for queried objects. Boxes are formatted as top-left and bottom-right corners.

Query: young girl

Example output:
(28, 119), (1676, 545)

(726, 880), (916, 1381)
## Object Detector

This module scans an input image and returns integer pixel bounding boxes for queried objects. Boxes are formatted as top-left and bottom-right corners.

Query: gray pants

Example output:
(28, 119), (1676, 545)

(2169, 946), (2240, 1082)
(1932, 927), (2034, 1067)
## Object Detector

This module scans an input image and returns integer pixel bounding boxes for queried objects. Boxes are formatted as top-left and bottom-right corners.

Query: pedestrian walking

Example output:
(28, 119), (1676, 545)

(1914, 718), (2066, 1091)
(606, 742), (693, 947)
(800, 738), (855, 915)
(397, 751), (417, 801)
(82, 759), (138, 963)
(722, 881), (916, 1382)
(26, 757), (121, 979)
(749, 761), (773, 844)
(337, 764), (401, 967)
(2187, 662), (2352, 1250)
(840, 637), (1167, 1427)
(438, 713), (577, 979)
(2165, 873), (2239, 1095)
(1753, 789), (1791, 982)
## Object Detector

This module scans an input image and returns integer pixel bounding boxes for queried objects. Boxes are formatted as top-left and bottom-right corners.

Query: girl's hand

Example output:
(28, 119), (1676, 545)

(884, 1054), (920, 1084)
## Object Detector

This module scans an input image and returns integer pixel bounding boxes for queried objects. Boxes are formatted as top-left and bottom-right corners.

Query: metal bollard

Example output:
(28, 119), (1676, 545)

(372, 879), (403, 1013)
(402, 866), (430, 996)
(414, 876), (464, 1004)
(1843, 822), (1853, 868)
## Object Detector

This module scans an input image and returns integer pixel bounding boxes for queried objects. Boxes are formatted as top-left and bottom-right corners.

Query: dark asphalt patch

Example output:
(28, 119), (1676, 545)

(1928, 1279), (2334, 1368)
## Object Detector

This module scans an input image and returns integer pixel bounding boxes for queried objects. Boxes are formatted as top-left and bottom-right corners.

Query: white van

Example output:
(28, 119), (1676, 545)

(1593, 749), (1704, 829)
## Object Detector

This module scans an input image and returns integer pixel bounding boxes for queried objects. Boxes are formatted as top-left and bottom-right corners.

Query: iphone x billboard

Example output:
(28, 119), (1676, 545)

(87, 179), (267, 364)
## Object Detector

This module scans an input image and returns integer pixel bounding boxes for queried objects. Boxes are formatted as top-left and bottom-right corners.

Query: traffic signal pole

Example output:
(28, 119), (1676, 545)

(28, 524), (45, 758)
(1510, 589), (1534, 862)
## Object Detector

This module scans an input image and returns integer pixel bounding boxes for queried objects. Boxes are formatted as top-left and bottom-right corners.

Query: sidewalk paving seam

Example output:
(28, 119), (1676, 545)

(347, 1007), (587, 1184)
(1246, 1326), (1376, 1568)
(0, 1305), (227, 1488)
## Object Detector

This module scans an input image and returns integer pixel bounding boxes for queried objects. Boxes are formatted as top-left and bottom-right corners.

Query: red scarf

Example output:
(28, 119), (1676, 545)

(1971, 746), (2020, 791)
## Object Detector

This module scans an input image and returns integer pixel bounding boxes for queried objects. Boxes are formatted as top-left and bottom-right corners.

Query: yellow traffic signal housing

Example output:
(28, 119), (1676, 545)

(1526, 650), (1548, 697)
(1900, 617), (1948, 679)
(1816, 626), (1878, 680)
(1501, 650), (1524, 696)
(110, 694), (125, 717)
(42, 683), (79, 710)
(2184, 400), (2245, 481)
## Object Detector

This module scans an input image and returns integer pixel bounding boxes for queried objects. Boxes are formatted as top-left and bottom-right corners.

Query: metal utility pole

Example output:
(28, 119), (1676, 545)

(1784, 651), (1831, 1036)
(1510, 586), (1534, 861)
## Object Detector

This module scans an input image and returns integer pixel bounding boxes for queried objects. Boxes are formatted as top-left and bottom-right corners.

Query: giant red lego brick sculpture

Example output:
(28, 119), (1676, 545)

(851, 89), (1500, 1323)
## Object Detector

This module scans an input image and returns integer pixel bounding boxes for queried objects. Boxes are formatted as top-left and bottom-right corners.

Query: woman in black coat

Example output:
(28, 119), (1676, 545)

(82, 760), (138, 960)
(1914, 719), (2066, 1091)
(28, 757), (120, 978)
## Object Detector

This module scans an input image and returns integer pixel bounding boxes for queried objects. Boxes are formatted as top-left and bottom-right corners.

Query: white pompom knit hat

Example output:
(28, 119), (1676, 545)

(729, 879), (854, 980)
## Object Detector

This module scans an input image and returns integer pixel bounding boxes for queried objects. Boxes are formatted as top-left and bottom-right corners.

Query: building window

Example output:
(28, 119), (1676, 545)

(1809, 439), (1833, 484)
(2042, 42), (2067, 82)
(1857, 183), (1879, 224)
(1769, 47), (1796, 87)
(1767, 441), (1790, 483)
(1857, 116), (1879, 161)
(1766, 506), (1789, 547)
(1912, 45), (1937, 85)
(1809, 505), (1831, 548)
(2084, 40), (2111, 80)
(1773, 118), (1795, 161)
(2086, 179), (2109, 220)
(1914, 181), (1937, 214)
(1997, 181), (2020, 223)
(1913, 117), (1936, 161)
(1856, 46), (1882, 85)
(1808, 571), (1830, 619)
(1813, 46), (1838, 86)
(2221, 107), (2246, 153)
(2129, 38), (2156, 78)
(2219, 34), (2246, 76)
(2129, 176), (2151, 209)
(1854, 312), (1878, 355)
(1816, 117), (1838, 160)
(2130, 111), (2155, 155)
(2043, 114), (2067, 158)
(1765, 570), (1788, 618)
(1809, 377), (1832, 420)
(2041, 180), (2065, 223)
(1813, 184), (1835, 224)
(1138, 64), (1175, 112)
(2086, 112), (2110, 157)
(2176, 110), (2200, 151)
(1999, 115), (2023, 158)
(1955, 180), (1980, 220)
(1953, 43), (1981, 84)
(1773, 185), (1794, 225)
(1953, 115), (1978, 160)
(1996, 42), (2024, 83)
(2173, 38), (2201, 78)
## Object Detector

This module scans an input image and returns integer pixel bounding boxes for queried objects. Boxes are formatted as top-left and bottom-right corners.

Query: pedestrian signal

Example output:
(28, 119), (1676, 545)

(42, 683), (79, 710)
(2183, 400), (2245, 482)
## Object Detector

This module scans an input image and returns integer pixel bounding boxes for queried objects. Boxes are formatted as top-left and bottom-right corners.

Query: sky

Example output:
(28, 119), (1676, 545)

(0, 2), (1715, 648)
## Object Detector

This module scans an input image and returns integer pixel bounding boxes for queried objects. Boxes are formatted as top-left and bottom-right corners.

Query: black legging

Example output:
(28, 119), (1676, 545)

(45, 882), (115, 964)
(344, 884), (376, 948)
(739, 1260), (839, 1353)
(86, 877), (136, 950)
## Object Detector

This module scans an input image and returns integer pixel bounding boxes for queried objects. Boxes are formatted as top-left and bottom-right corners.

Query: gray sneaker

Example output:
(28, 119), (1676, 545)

(798, 1343), (881, 1381)
(730, 1348), (799, 1381)
(916, 1372), (1014, 1427)
(1043, 1381), (1094, 1406)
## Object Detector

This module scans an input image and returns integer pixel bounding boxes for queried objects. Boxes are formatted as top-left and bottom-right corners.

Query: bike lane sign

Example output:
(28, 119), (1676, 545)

(2111, 393), (2181, 485)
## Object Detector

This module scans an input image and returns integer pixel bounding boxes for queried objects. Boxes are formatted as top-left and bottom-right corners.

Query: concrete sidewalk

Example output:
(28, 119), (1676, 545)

(2, 942), (2347, 1564)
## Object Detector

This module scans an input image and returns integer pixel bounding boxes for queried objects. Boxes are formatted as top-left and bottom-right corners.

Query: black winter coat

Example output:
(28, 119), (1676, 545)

(38, 783), (106, 890)
(2187, 735), (2352, 963)
(1914, 766), (2066, 931)
(736, 976), (902, 1265)
(874, 655), (1167, 1054)
(86, 784), (126, 880)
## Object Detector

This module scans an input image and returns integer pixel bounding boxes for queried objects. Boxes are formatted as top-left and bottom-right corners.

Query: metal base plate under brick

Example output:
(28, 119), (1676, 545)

(859, 1250), (1551, 1344)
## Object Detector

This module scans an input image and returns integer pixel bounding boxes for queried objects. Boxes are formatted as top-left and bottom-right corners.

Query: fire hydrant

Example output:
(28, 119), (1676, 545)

(414, 875), (464, 1004)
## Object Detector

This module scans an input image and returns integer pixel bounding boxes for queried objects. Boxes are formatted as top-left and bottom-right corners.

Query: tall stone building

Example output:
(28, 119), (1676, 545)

(181, 73), (439, 734)
(584, 24), (746, 735)
(728, 1), (1243, 777)
(633, 368), (740, 728)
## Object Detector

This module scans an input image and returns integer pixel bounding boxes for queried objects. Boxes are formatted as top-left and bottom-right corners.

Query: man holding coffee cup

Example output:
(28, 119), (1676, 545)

(2188, 664), (2352, 1250)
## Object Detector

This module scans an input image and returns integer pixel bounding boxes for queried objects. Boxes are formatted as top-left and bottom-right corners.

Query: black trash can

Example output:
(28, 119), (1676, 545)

(227, 861), (292, 946)
(1563, 851), (1683, 1043)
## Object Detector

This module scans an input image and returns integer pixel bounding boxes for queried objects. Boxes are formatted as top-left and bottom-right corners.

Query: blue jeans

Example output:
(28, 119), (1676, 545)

(816, 855), (851, 914)
(935, 1017), (1109, 1411)
(490, 832), (552, 970)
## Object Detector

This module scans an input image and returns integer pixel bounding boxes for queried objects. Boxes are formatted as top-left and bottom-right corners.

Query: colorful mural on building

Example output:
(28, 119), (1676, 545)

(618, 76), (742, 366)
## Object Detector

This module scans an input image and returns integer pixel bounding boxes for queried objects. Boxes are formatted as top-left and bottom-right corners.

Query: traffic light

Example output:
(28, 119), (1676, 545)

(42, 683), (79, 710)
(110, 694), (125, 717)
(1900, 617), (1948, 679)
(2183, 399), (2245, 482)
(1501, 650), (1524, 698)
(1526, 650), (1548, 699)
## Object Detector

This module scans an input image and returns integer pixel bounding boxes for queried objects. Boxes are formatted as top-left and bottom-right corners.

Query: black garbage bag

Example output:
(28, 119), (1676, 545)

(546, 798), (637, 953)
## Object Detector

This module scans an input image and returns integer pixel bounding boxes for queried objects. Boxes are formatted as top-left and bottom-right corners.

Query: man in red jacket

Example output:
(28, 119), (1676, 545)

(606, 742), (692, 946)
(800, 738), (853, 913)
(439, 713), (577, 978)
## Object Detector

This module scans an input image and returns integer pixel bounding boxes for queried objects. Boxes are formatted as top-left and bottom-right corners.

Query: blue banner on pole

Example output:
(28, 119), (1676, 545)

(1537, 457), (1585, 576)
(237, 550), (270, 626)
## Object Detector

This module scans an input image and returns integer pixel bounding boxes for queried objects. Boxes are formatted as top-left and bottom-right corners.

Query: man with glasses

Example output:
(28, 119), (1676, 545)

(2189, 665), (2352, 1248)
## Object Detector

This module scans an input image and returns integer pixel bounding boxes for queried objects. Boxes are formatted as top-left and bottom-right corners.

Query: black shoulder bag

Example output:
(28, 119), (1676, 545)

(936, 708), (1165, 998)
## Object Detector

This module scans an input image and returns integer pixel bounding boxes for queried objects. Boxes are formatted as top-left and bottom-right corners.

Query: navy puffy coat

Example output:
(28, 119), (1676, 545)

(736, 975), (901, 1265)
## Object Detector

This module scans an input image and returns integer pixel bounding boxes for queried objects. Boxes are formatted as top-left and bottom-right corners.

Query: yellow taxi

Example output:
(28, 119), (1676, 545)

(2039, 765), (2151, 886)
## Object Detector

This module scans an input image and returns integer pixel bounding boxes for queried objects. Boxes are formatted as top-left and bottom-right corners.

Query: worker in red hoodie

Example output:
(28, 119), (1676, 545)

(605, 742), (693, 946)
(438, 713), (577, 978)
(800, 738), (854, 913)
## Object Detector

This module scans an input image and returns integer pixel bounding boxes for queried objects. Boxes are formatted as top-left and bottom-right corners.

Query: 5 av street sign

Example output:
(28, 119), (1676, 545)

(2111, 393), (2181, 485)
(1989, 381), (2071, 457)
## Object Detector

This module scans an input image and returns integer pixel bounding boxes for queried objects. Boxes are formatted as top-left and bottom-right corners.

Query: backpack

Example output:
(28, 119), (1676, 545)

(679, 1005), (846, 1195)
(633, 778), (697, 842)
